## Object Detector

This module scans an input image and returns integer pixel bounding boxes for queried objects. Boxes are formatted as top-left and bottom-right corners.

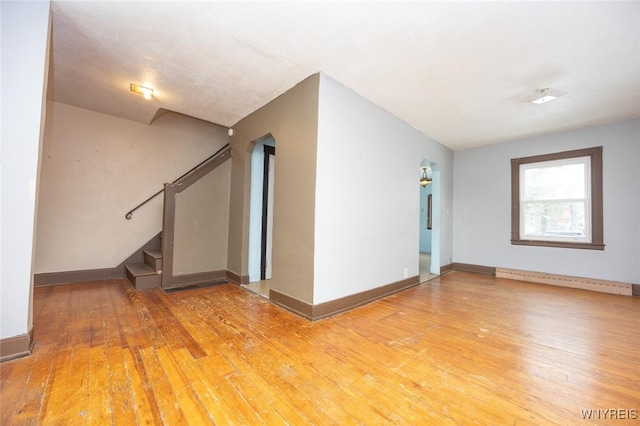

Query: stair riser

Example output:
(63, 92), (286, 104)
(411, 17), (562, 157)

(143, 252), (162, 271)
(126, 268), (161, 290)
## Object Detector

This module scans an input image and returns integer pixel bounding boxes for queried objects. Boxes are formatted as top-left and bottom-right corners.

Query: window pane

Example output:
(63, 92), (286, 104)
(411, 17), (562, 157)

(523, 160), (586, 201)
(522, 201), (586, 239)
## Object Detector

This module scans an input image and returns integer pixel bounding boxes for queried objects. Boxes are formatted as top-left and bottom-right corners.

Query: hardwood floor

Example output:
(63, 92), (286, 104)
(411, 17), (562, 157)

(2, 271), (639, 425)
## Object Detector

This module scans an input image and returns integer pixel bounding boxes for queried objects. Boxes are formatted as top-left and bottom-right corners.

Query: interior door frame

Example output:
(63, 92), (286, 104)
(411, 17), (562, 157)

(260, 145), (275, 280)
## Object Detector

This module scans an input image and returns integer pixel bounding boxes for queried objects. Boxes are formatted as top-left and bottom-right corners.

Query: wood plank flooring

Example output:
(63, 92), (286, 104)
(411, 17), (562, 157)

(1, 271), (639, 425)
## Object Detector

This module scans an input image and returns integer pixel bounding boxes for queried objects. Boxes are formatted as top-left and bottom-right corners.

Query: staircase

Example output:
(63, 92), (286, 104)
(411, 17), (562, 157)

(123, 143), (232, 292)
(125, 249), (162, 290)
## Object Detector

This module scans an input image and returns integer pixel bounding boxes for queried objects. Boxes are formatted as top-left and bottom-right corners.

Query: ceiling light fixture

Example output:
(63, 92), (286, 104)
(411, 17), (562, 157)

(130, 83), (154, 99)
(531, 88), (566, 104)
(420, 167), (432, 187)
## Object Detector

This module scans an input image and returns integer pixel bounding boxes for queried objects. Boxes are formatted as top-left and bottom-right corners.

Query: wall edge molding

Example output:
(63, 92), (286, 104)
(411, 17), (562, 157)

(165, 270), (228, 290)
(452, 263), (496, 276)
(226, 270), (249, 285)
(312, 276), (420, 320)
(269, 290), (314, 319)
(35, 268), (250, 289)
(440, 263), (454, 274)
(270, 275), (420, 321)
(34, 268), (121, 286)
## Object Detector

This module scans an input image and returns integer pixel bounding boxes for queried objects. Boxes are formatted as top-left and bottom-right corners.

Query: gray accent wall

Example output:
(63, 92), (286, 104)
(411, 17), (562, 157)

(173, 160), (231, 276)
(228, 74), (320, 304)
(453, 118), (640, 284)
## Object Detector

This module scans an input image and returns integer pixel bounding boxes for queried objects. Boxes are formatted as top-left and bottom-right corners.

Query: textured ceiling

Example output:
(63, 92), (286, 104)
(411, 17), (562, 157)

(48, 1), (640, 150)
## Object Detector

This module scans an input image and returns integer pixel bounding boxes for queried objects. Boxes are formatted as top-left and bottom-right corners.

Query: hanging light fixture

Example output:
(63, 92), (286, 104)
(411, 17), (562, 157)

(420, 167), (432, 187)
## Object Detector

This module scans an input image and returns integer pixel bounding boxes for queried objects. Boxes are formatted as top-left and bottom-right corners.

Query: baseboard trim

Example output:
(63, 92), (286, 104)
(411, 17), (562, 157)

(313, 276), (421, 320)
(496, 268), (633, 296)
(36, 267), (245, 289)
(165, 270), (228, 290)
(34, 268), (120, 286)
(270, 275), (420, 321)
(269, 290), (314, 319)
(440, 263), (454, 274)
(1, 329), (34, 363)
(34, 234), (162, 287)
(451, 263), (496, 276)
(226, 270), (249, 285)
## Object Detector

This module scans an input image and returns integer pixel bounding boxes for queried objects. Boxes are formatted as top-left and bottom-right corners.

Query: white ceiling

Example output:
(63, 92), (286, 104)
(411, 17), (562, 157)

(48, 1), (640, 151)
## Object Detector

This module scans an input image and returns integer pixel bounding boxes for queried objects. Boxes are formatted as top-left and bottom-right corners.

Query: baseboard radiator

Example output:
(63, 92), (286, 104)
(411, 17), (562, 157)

(496, 267), (633, 296)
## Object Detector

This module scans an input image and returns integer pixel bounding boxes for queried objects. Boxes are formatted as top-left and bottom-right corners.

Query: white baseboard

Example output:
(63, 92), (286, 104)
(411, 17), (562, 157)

(496, 268), (632, 296)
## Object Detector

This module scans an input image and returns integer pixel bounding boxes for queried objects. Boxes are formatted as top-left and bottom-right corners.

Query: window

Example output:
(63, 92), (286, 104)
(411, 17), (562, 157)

(511, 147), (604, 250)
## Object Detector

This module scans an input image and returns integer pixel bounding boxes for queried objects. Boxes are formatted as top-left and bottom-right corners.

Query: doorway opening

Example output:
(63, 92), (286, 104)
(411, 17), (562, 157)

(260, 144), (275, 281)
(419, 160), (440, 282)
(245, 136), (276, 298)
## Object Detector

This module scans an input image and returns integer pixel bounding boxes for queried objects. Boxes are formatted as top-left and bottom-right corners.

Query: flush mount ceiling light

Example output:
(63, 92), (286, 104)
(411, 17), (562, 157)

(531, 88), (566, 104)
(420, 167), (432, 187)
(130, 83), (154, 99)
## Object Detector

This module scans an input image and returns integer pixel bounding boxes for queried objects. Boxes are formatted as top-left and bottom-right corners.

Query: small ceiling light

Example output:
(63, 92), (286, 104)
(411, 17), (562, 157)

(130, 83), (154, 99)
(531, 88), (566, 104)
(420, 167), (432, 187)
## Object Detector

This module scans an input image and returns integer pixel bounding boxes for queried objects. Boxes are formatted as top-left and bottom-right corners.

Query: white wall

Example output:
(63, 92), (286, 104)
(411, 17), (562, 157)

(314, 74), (454, 304)
(453, 118), (640, 284)
(1, 1), (51, 340)
(36, 101), (229, 273)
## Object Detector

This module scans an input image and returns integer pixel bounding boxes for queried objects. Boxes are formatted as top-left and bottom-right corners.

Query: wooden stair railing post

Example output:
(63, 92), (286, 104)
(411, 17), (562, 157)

(161, 183), (178, 289)
(160, 147), (232, 290)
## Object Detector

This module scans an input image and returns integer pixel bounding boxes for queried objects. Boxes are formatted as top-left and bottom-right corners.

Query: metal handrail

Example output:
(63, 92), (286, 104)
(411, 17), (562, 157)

(125, 143), (230, 219)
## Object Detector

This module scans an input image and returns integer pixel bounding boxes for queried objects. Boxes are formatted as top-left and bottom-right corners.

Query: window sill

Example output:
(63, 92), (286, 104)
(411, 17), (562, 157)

(511, 240), (605, 250)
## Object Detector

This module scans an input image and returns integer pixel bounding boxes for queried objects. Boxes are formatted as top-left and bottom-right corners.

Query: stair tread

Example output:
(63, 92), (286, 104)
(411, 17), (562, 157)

(143, 250), (162, 258)
(126, 263), (157, 276)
